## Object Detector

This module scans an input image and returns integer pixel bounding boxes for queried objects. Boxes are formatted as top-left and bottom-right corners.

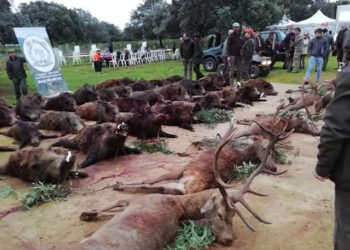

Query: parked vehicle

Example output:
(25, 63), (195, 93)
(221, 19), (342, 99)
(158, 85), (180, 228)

(260, 30), (286, 63)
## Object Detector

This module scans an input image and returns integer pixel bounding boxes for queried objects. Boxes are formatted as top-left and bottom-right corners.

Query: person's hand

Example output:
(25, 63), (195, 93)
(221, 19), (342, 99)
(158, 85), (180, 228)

(313, 169), (328, 182)
(227, 56), (231, 61)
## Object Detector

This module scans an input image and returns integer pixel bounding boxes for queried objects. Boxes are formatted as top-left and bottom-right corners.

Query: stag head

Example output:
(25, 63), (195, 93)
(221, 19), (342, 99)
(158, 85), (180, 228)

(200, 193), (235, 245)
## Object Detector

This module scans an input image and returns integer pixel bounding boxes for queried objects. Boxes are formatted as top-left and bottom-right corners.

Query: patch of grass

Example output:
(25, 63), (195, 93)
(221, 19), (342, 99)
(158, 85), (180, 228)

(232, 161), (258, 180)
(133, 140), (173, 155)
(0, 182), (68, 209)
(195, 109), (233, 128)
(273, 146), (288, 165)
(20, 182), (68, 209)
(165, 220), (215, 250)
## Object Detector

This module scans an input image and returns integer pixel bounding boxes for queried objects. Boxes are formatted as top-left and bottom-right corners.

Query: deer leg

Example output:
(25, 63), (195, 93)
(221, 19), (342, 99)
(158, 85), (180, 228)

(114, 180), (185, 195)
(80, 199), (130, 221)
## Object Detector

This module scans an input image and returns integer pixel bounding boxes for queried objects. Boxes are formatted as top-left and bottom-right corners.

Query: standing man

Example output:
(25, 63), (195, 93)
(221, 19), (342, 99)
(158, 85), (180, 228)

(282, 28), (295, 69)
(291, 27), (303, 73)
(304, 28), (328, 84)
(6, 49), (28, 101)
(180, 33), (194, 80)
(314, 57), (350, 250)
(322, 28), (334, 71)
(240, 28), (255, 81)
(227, 22), (244, 85)
(192, 32), (204, 80)
(336, 24), (347, 66)
(342, 27), (350, 63)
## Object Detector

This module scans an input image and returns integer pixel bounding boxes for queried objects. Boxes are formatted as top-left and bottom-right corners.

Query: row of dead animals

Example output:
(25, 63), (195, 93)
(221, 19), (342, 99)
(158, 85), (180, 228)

(0, 75), (276, 135)
(0, 112), (295, 249)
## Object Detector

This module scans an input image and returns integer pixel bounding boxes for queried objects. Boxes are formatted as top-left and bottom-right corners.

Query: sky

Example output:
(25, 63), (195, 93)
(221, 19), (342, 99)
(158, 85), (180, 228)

(12, 0), (147, 29)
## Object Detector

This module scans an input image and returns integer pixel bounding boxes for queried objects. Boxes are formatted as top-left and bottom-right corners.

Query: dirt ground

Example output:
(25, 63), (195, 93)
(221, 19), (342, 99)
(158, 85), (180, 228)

(0, 83), (334, 250)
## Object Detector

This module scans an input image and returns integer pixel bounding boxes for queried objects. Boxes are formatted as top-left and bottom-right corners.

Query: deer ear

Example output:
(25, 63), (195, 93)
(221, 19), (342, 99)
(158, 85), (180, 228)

(200, 194), (216, 214)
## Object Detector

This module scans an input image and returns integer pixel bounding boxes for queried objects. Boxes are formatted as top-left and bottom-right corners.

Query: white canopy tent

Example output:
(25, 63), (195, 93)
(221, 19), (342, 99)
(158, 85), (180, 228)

(268, 15), (296, 31)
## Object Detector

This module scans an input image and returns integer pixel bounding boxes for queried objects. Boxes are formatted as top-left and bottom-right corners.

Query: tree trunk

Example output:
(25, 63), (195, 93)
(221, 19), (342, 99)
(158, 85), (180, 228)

(159, 36), (164, 48)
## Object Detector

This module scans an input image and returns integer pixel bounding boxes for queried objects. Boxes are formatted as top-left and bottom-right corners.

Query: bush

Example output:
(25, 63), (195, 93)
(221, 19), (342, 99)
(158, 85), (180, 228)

(233, 161), (258, 180)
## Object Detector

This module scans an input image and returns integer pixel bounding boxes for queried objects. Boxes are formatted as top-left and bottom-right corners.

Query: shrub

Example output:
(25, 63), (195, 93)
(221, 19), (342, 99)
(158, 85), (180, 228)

(195, 109), (233, 128)
(133, 140), (173, 155)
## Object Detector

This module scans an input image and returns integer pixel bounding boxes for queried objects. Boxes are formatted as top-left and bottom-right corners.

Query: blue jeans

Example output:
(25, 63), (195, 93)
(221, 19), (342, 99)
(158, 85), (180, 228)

(305, 56), (323, 82)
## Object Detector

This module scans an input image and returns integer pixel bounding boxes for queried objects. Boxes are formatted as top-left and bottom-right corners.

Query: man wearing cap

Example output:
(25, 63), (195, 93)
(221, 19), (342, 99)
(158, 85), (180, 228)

(180, 33), (195, 80)
(240, 28), (255, 81)
(6, 49), (28, 101)
(304, 28), (328, 84)
(192, 32), (204, 80)
(282, 28), (295, 69)
(227, 22), (244, 85)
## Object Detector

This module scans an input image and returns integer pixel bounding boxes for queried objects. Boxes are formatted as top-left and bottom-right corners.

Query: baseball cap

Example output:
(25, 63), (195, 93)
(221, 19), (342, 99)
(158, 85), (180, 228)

(232, 22), (240, 28)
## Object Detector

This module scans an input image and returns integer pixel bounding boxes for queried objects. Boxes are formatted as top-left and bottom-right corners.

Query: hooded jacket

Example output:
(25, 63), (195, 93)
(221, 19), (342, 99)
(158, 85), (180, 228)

(316, 64), (350, 191)
(308, 36), (328, 57)
(240, 37), (255, 61)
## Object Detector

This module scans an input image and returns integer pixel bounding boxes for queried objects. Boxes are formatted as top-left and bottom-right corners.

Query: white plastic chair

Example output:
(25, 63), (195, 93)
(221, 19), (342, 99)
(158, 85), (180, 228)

(119, 52), (127, 66)
(110, 52), (118, 67)
(72, 46), (81, 64)
(58, 50), (66, 66)
(172, 48), (180, 60)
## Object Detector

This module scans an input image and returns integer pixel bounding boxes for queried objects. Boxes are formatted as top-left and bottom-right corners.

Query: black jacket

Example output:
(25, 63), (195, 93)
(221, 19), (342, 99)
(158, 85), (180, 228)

(6, 56), (27, 80)
(240, 37), (255, 61)
(227, 31), (244, 57)
(308, 36), (328, 57)
(264, 39), (276, 56)
(336, 29), (347, 49)
(193, 39), (203, 64)
(316, 64), (350, 191)
(180, 40), (194, 59)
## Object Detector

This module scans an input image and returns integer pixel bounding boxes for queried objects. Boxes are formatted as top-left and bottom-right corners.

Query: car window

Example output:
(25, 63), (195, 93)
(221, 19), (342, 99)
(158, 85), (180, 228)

(261, 33), (268, 41)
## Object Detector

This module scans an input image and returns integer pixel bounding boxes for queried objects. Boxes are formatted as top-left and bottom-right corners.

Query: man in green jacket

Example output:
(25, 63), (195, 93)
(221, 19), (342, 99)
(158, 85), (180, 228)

(6, 49), (28, 101)
(314, 57), (350, 250)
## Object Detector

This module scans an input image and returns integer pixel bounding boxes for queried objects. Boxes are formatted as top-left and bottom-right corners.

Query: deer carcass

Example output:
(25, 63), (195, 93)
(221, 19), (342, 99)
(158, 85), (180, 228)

(62, 121), (290, 249)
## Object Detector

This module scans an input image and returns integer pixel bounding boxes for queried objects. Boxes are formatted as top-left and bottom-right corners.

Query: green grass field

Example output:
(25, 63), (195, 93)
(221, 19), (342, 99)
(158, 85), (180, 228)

(0, 56), (338, 104)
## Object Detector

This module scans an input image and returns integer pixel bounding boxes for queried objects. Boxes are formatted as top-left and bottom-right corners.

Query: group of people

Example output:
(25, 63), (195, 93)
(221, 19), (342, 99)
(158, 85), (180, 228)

(225, 22), (256, 85)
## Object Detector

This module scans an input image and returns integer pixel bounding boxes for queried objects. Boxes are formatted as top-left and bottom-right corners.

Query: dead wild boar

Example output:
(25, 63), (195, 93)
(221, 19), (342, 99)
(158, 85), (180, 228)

(74, 84), (98, 105)
(75, 101), (119, 123)
(16, 93), (43, 121)
(38, 112), (84, 136)
(0, 148), (77, 183)
(116, 109), (177, 139)
(154, 84), (189, 101)
(44, 92), (77, 112)
(174, 79), (205, 96)
(0, 121), (58, 148)
(51, 122), (141, 168)
(0, 99), (16, 127)
(112, 98), (150, 112)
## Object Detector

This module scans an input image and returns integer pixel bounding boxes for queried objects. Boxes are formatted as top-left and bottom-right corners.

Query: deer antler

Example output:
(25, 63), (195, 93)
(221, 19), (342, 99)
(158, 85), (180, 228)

(213, 116), (293, 232)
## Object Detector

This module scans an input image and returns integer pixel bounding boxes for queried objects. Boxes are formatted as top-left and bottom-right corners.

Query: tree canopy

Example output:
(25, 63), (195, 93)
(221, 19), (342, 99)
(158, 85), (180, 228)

(1, 0), (349, 45)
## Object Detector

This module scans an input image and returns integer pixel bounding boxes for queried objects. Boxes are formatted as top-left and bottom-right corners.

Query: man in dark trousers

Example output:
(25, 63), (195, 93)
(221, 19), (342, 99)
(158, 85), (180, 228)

(180, 33), (194, 80)
(240, 28), (255, 81)
(192, 32), (204, 81)
(227, 22), (244, 85)
(6, 49), (28, 101)
(322, 28), (334, 71)
(282, 28), (295, 69)
(314, 56), (350, 250)
(336, 24), (347, 66)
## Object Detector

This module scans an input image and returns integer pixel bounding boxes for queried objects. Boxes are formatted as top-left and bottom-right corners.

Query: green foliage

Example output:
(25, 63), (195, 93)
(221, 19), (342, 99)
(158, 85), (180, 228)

(133, 140), (173, 155)
(273, 146), (288, 164)
(20, 182), (67, 209)
(195, 109), (233, 129)
(233, 161), (258, 180)
(0, 184), (20, 198)
(165, 220), (215, 250)
(0, 182), (67, 209)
